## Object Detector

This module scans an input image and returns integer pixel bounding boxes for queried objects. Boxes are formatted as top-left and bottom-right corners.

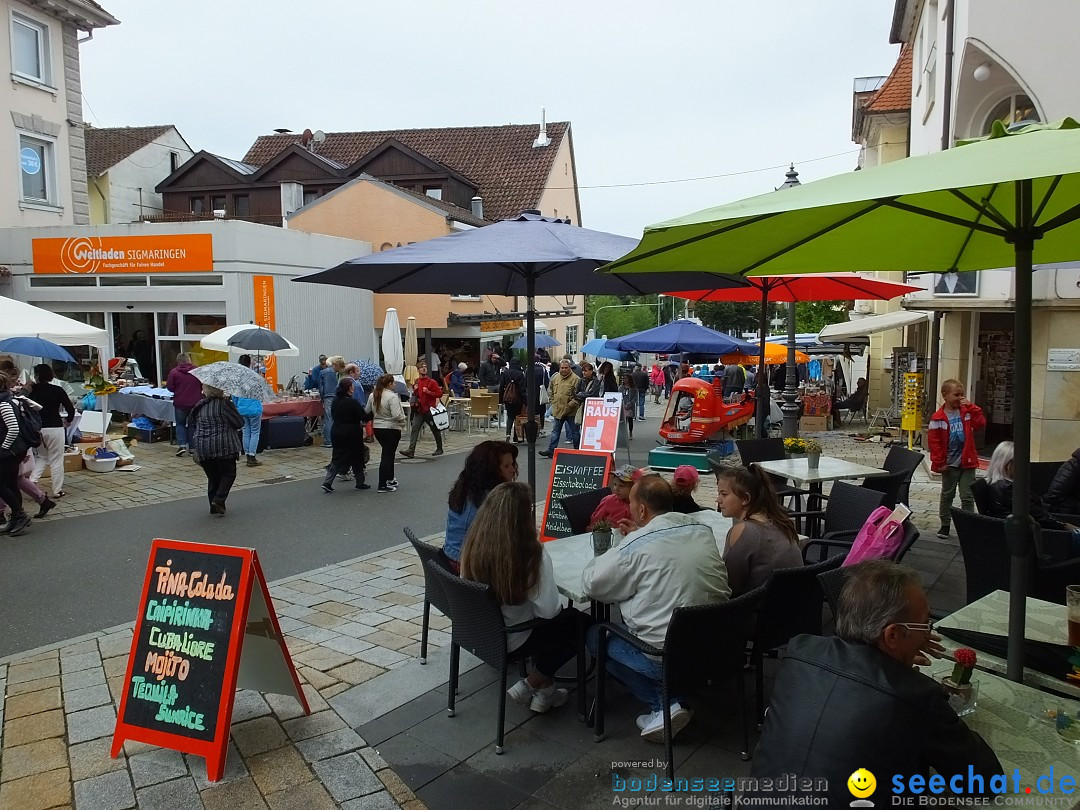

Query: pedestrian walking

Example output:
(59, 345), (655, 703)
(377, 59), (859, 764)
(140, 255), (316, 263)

(235, 355), (264, 467)
(538, 360), (580, 458)
(188, 384), (243, 516)
(649, 363), (664, 404)
(400, 361), (445, 458)
(620, 373), (638, 439)
(0, 373), (36, 536)
(500, 358), (526, 443)
(166, 352), (202, 457)
(319, 356), (345, 448)
(368, 373), (406, 492)
(25, 364), (74, 499)
(632, 364), (650, 420)
(0, 450), (55, 522)
(322, 378), (371, 492)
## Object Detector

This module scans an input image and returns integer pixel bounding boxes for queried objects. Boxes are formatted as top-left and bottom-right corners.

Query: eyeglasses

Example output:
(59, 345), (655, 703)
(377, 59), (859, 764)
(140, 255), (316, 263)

(894, 621), (935, 634)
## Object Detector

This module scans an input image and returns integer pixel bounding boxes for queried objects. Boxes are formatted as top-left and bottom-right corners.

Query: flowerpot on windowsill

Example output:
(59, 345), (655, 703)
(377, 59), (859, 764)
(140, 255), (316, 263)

(807, 452), (821, 470)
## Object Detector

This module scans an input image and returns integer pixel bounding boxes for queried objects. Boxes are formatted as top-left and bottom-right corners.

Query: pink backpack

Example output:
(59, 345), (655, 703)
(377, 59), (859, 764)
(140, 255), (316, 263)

(843, 506), (906, 566)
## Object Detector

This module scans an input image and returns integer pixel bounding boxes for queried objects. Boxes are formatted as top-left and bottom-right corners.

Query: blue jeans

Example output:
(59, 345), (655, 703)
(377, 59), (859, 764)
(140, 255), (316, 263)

(586, 624), (666, 712)
(546, 416), (580, 453)
(173, 406), (190, 448)
(242, 414), (261, 456)
(637, 394), (646, 419)
(322, 397), (334, 447)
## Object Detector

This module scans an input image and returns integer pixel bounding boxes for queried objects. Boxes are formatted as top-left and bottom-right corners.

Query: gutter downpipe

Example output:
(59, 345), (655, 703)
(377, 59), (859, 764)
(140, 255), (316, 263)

(941, 0), (955, 151)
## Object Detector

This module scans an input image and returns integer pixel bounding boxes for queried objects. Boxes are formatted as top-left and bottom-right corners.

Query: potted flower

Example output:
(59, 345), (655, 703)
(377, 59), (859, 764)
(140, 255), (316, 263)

(590, 518), (614, 556)
(941, 648), (978, 716)
(783, 437), (807, 457)
(805, 438), (823, 469)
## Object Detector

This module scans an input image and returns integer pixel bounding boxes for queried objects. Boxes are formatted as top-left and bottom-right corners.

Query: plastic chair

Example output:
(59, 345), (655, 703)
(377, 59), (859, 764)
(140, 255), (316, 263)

(592, 585), (765, 779)
(404, 527), (454, 664)
(560, 487), (612, 534)
(426, 561), (586, 754)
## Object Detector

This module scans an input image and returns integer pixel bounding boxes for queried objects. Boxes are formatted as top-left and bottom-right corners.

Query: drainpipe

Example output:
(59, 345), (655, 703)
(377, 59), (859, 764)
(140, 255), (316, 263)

(940, 0), (955, 150)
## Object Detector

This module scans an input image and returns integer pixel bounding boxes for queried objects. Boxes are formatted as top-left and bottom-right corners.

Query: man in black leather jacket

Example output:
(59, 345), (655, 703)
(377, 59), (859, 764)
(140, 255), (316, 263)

(748, 560), (1002, 806)
(1045, 447), (1080, 516)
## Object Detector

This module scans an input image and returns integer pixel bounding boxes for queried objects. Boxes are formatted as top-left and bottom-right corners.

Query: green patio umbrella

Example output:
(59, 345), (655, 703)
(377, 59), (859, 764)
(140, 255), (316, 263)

(604, 118), (1080, 682)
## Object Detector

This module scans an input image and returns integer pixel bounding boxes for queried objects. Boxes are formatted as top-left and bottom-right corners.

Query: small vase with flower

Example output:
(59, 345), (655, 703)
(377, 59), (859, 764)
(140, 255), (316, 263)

(941, 648), (978, 716)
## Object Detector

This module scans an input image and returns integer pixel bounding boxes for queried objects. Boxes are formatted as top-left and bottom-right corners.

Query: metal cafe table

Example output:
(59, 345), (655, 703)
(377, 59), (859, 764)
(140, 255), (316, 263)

(752, 456), (892, 499)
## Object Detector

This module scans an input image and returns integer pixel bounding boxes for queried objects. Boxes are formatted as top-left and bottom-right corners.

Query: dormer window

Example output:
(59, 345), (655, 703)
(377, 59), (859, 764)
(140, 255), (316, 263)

(424, 186), (443, 201)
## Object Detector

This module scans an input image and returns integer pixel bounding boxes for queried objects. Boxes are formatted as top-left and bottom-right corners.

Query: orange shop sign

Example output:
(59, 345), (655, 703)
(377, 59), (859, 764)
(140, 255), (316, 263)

(32, 234), (214, 274)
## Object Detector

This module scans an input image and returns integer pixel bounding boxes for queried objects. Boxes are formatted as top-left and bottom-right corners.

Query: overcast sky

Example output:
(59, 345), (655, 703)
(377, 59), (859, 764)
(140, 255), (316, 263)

(79, 1), (900, 238)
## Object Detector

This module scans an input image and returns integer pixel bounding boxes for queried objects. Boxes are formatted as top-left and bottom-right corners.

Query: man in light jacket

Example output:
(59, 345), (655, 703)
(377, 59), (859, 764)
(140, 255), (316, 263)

(538, 359), (579, 458)
(582, 474), (730, 742)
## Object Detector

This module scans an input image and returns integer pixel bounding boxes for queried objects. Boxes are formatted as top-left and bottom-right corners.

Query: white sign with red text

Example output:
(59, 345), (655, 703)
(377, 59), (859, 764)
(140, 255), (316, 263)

(580, 394), (621, 453)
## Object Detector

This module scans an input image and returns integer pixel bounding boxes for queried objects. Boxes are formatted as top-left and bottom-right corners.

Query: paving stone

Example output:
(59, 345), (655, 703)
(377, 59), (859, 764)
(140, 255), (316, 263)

(187, 742), (248, 790)
(65, 683), (113, 713)
(281, 709), (346, 742)
(230, 716), (288, 758)
(293, 647), (353, 672)
(304, 611), (348, 630)
(2, 708), (65, 747)
(321, 635), (375, 656)
(358, 746), (388, 772)
(295, 727), (366, 763)
(62, 667), (107, 694)
(320, 682), (352, 699)
(332, 621), (379, 638)
(375, 618), (422, 637)
(0, 737), (68, 782)
(97, 632), (134, 661)
(349, 612), (393, 626)
(265, 779), (338, 810)
(376, 768), (418, 804)
(67, 704), (117, 744)
(301, 683), (330, 713)
(128, 748), (190, 788)
(60, 640), (100, 658)
(5, 685), (62, 718)
(0, 767), (71, 810)
(6, 657), (60, 685)
(69, 737), (128, 782)
(311, 752), (383, 802)
(264, 692), (308, 722)
(288, 626), (339, 645)
(246, 744), (314, 795)
(61, 651), (103, 675)
(341, 791), (402, 810)
(135, 777), (204, 810)
(356, 640), (411, 662)
(231, 690), (272, 723)
(72, 770), (135, 810)
(6, 674), (60, 696)
(296, 666), (339, 691)
(325, 660), (386, 686)
(311, 601), (358, 618)
(197, 776), (268, 810)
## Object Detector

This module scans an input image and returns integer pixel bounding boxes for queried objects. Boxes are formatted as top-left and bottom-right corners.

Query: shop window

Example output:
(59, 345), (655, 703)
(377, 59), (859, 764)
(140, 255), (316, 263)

(157, 312), (179, 336)
(29, 276), (96, 287)
(100, 276), (148, 286)
(18, 133), (55, 205)
(233, 194), (250, 217)
(183, 314), (226, 335)
(149, 275), (223, 287)
(11, 12), (51, 86)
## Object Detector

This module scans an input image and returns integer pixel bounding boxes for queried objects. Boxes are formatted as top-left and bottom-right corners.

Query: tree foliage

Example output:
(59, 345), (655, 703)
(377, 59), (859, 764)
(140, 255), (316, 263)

(794, 300), (851, 333)
(585, 295), (670, 340)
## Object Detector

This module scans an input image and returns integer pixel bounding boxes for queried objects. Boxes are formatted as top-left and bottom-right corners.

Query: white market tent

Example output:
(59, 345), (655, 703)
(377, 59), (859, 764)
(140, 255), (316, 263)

(817, 309), (931, 342)
(0, 296), (108, 350)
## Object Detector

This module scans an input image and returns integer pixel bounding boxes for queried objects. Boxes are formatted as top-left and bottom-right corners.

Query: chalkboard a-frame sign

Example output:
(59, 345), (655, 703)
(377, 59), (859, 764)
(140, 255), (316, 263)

(111, 539), (310, 781)
(540, 448), (613, 542)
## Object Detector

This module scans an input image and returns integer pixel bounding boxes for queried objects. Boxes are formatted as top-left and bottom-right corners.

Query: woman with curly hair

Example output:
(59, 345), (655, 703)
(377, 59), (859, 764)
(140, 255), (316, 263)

(460, 481), (585, 713)
(442, 440), (518, 572)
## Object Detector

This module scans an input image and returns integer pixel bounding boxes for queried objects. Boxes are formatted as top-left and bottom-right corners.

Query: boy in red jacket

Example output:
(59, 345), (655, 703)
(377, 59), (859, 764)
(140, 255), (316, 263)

(928, 379), (986, 539)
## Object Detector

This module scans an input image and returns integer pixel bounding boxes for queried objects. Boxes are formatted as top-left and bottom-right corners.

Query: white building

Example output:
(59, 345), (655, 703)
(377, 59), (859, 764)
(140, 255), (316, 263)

(1, 0), (118, 227)
(86, 125), (195, 224)
(852, 0), (1080, 458)
(0, 221), (375, 387)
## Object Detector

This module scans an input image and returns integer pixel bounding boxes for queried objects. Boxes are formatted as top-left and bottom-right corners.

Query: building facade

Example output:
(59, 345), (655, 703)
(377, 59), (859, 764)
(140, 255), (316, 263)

(1, 0), (117, 228)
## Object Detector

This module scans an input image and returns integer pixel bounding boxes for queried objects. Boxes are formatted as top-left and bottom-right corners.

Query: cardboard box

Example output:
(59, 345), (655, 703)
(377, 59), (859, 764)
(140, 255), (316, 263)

(800, 415), (830, 433)
(63, 451), (84, 473)
(126, 426), (170, 443)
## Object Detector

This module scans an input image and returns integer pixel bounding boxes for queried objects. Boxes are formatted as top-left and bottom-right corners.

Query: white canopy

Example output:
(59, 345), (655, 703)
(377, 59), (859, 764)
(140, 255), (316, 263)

(818, 310), (931, 342)
(0, 296), (108, 349)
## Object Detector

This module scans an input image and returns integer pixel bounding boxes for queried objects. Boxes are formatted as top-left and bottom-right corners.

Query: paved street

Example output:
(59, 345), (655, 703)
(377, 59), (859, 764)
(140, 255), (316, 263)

(0, 403), (967, 810)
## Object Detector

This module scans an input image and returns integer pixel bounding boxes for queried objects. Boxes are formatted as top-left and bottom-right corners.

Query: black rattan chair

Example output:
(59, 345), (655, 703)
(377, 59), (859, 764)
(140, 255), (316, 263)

(793, 482), (886, 561)
(817, 565), (848, 620)
(592, 585), (765, 779)
(748, 555), (844, 725)
(404, 527), (454, 664)
(971, 477), (994, 515)
(880, 446), (924, 507)
(736, 438), (810, 509)
(561, 487), (611, 534)
(426, 561), (586, 754)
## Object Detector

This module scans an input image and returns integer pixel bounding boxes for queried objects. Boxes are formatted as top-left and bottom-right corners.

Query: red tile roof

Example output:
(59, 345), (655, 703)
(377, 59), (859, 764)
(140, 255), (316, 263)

(242, 122), (570, 222)
(866, 46), (912, 114)
(85, 125), (174, 177)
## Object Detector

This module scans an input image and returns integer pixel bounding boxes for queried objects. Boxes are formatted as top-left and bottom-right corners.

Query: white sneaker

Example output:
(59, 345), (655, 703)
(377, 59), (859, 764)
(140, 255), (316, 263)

(387, 479), (398, 487)
(506, 678), (534, 707)
(529, 685), (569, 713)
(638, 703), (692, 742)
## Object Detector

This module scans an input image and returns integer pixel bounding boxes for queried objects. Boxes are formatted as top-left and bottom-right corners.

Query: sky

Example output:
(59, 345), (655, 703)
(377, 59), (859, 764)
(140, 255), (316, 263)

(79, 0), (901, 239)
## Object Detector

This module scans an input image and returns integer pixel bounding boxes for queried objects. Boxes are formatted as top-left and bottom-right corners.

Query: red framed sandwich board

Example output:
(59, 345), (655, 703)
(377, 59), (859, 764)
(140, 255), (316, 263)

(540, 448), (613, 542)
(579, 394), (622, 453)
(111, 539), (309, 781)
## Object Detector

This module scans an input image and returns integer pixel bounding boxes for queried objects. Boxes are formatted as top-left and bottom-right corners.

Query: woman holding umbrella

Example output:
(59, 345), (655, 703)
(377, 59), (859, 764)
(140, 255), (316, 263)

(188, 384), (244, 516)
(321, 378), (371, 493)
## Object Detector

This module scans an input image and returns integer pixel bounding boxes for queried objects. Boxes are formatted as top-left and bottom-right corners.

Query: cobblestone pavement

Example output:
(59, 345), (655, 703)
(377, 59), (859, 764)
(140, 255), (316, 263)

(0, 402), (964, 809)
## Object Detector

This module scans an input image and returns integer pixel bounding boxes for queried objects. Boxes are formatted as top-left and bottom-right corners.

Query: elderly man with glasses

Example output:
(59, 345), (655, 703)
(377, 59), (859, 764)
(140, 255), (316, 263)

(747, 559), (1002, 807)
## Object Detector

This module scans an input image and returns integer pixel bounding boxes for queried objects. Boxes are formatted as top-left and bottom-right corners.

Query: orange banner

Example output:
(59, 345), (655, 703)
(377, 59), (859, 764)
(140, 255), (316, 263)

(32, 234), (213, 274)
(253, 275), (278, 391)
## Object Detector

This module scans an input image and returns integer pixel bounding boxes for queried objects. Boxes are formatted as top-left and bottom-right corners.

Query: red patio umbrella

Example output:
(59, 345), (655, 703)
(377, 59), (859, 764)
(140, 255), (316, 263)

(668, 274), (920, 436)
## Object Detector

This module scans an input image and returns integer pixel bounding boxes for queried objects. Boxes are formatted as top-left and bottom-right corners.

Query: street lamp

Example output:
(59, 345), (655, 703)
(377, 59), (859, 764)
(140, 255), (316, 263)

(778, 163), (802, 439)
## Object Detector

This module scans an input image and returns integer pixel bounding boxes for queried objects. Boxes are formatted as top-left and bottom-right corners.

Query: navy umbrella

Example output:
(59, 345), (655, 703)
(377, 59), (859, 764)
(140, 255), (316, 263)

(606, 320), (756, 356)
(0, 336), (76, 363)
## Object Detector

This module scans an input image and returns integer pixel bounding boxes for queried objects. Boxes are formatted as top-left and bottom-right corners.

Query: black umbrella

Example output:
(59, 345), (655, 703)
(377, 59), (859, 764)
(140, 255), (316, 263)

(226, 327), (293, 353)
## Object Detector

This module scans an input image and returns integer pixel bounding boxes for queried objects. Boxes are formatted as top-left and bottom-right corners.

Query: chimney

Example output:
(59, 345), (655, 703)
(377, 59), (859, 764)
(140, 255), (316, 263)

(470, 196), (484, 219)
(532, 107), (551, 148)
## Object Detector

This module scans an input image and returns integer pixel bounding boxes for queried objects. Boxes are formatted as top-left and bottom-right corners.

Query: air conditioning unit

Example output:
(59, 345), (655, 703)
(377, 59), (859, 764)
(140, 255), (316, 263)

(853, 300), (874, 314)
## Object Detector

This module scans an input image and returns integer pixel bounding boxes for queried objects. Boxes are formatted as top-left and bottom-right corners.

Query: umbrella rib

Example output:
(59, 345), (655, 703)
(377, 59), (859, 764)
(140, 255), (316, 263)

(740, 202), (889, 275)
(878, 200), (1007, 238)
(606, 212), (784, 270)
(947, 187), (1012, 231)
(1032, 175), (1062, 225)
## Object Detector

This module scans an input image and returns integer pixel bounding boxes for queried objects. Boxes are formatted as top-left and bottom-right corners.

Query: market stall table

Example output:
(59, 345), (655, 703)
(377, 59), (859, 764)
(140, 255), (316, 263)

(261, 398), (324, 419)
(937, 590), (1080, 700)
(101, 389), (175, 423)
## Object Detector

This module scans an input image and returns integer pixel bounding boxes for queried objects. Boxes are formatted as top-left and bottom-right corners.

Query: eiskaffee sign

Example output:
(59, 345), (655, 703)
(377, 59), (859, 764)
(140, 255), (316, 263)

(33, 234), (213, 274)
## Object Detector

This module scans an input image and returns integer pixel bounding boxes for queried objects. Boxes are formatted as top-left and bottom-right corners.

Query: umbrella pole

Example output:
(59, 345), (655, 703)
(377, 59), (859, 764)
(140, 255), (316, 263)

(525, 275), (537, 497)
(1005, 180), (1035, 683)
(782, 298), (800, 438)
(756, 290), (769, 438)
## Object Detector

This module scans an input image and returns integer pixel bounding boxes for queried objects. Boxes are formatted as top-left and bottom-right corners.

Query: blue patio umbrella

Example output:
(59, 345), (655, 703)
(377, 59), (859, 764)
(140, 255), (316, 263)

(0, 336), (76, 363)
(606, 320), (756, 356)
(511, 333), (560, 350)
(580, 337), (636, 362)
